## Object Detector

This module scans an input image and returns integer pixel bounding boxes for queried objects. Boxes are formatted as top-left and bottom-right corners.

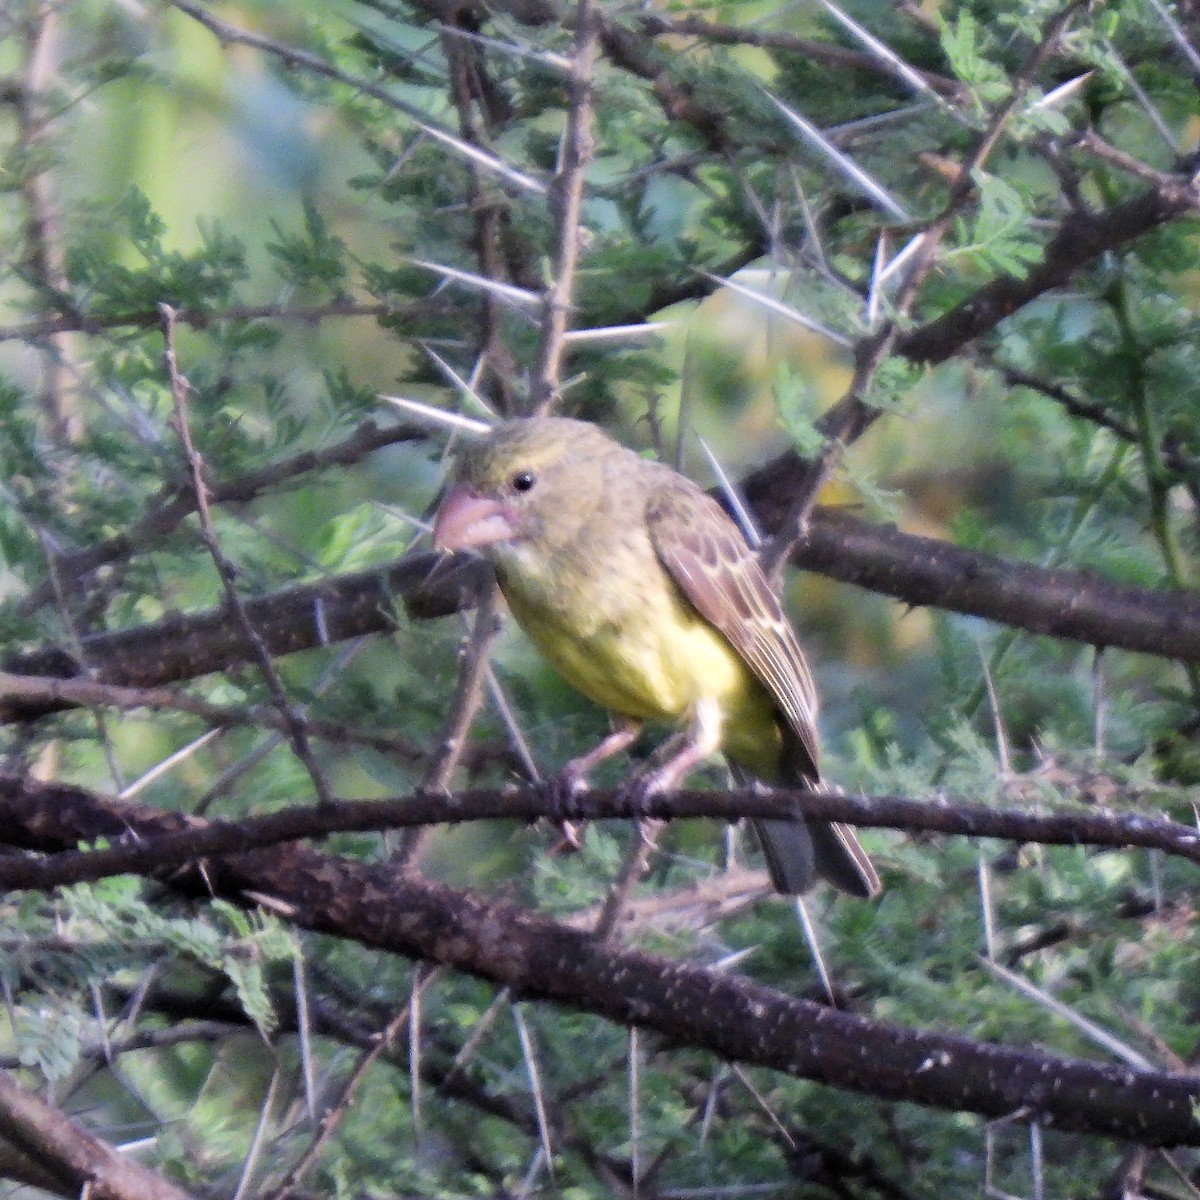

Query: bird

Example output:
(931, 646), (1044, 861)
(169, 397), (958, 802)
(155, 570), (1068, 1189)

(431, 416), (880, 898)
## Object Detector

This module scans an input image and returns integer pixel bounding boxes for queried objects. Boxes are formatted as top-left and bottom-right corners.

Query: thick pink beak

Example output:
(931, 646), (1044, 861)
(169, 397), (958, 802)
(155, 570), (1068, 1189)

(433, 486), (517, 551)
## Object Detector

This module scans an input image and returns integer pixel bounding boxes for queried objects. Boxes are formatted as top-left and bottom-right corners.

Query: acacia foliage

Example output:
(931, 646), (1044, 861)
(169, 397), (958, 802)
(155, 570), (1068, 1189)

(1, 0), (1200, 1196)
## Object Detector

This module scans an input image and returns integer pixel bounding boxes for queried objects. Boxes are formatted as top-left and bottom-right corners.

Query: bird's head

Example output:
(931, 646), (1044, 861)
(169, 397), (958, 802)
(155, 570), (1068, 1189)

(432, 417), (621, 557)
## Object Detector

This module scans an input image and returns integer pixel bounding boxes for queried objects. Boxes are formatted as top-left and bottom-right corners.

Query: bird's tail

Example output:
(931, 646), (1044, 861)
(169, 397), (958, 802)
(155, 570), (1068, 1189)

(752, 816), (879, 897)
(737, 753), (880, 897)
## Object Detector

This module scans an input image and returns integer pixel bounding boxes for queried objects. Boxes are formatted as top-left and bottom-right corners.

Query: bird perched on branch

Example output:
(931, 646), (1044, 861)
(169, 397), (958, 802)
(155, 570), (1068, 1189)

(432, 417), (880, 898)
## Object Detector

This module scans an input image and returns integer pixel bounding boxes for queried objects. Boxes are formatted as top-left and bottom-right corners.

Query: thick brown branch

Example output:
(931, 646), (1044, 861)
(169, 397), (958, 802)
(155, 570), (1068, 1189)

(2, 553), (488, 713)
(787, 509), (1200, 661)
(9, 503), (1200, 721)
(0, 1068), (195, 1200)
(0, 775), (1197, 1146)
(899, 184), (1200, 363)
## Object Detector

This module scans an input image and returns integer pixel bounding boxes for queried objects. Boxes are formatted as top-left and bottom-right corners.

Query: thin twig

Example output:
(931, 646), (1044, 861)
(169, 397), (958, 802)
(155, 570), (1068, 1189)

(233, 1064), (283, 1200)
(0, 298), (441, 345)
(530, 0), (600, 414)
(14, 5), (80, 443)
(3, 774), (1198, 892)
(0, 669), (425, 759)
(638, 13), (962, 98)
(264, 1005), (412, 1200)
(160, 304), (335, 807)
(33, 527), (126, 793)
(758, 0), (1088, 580)
(396, 581), (503, 865)
(0, 1020), (239, 1074)
(593, 820), (665, 941)
(165, 0), (546, 196)
(20, 416), (428, 614)
(422, 586), (502, 795)
(441, 28), (521, 416)
(190, 633), (379, 816)
(1071, 127), (1191, 189)
(511, 1004), (555, 1177)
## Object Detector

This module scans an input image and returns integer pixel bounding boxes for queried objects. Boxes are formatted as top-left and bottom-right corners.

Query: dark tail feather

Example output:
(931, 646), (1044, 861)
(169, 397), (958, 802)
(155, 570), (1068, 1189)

(753, 815), (880, 897)
(808, 820), (880, 898)
(753, 817), (816, 894)
(737, 745), (881, 896)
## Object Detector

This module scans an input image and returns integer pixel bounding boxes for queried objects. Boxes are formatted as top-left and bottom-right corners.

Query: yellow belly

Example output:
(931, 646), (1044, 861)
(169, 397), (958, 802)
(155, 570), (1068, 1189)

(505, 579), (783, 777)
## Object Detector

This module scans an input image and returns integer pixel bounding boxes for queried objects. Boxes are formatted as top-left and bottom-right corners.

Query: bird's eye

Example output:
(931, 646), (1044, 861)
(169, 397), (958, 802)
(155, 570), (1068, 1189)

(511, 470), (536, 493)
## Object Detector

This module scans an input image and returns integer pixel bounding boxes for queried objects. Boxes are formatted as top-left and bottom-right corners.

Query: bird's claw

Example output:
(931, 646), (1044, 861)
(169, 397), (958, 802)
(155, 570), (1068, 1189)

(547, 768), (590, 852)
(617, 770), (665, 818)
(548, 767), (589, 818)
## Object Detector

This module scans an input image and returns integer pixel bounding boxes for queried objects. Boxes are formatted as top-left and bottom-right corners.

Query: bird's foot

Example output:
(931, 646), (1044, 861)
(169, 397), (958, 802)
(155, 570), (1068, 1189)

(547, 767), (590, 852)
(548, 765), (589, 819)
(620, 724), (711, 817)
(549, 821), (587, 854)
(617, 769), (667, 818)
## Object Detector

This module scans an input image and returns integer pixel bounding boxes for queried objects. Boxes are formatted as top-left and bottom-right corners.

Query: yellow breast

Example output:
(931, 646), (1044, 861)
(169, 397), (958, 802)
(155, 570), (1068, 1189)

(503, 565), (783, 777)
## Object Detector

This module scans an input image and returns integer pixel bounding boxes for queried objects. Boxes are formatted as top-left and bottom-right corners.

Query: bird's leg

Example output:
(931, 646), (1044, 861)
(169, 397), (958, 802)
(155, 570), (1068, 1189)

(559, 716), (642, 794)
(622, 698), (723, 813)
(550, 717), (641, 849)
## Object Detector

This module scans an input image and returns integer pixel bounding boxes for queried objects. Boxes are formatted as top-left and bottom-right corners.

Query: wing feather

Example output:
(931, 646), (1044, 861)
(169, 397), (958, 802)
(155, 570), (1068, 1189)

(644, 473), (820, 777)
(645, 468), (881, 899)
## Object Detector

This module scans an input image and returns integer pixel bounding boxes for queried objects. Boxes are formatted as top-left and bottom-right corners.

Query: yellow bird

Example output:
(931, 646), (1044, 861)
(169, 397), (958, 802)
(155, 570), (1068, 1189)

(432, 417), (879, 897)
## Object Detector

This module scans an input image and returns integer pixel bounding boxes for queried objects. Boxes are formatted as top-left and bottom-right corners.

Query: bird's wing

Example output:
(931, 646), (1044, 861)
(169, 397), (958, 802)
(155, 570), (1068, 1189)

(644, 473), (821, 778)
